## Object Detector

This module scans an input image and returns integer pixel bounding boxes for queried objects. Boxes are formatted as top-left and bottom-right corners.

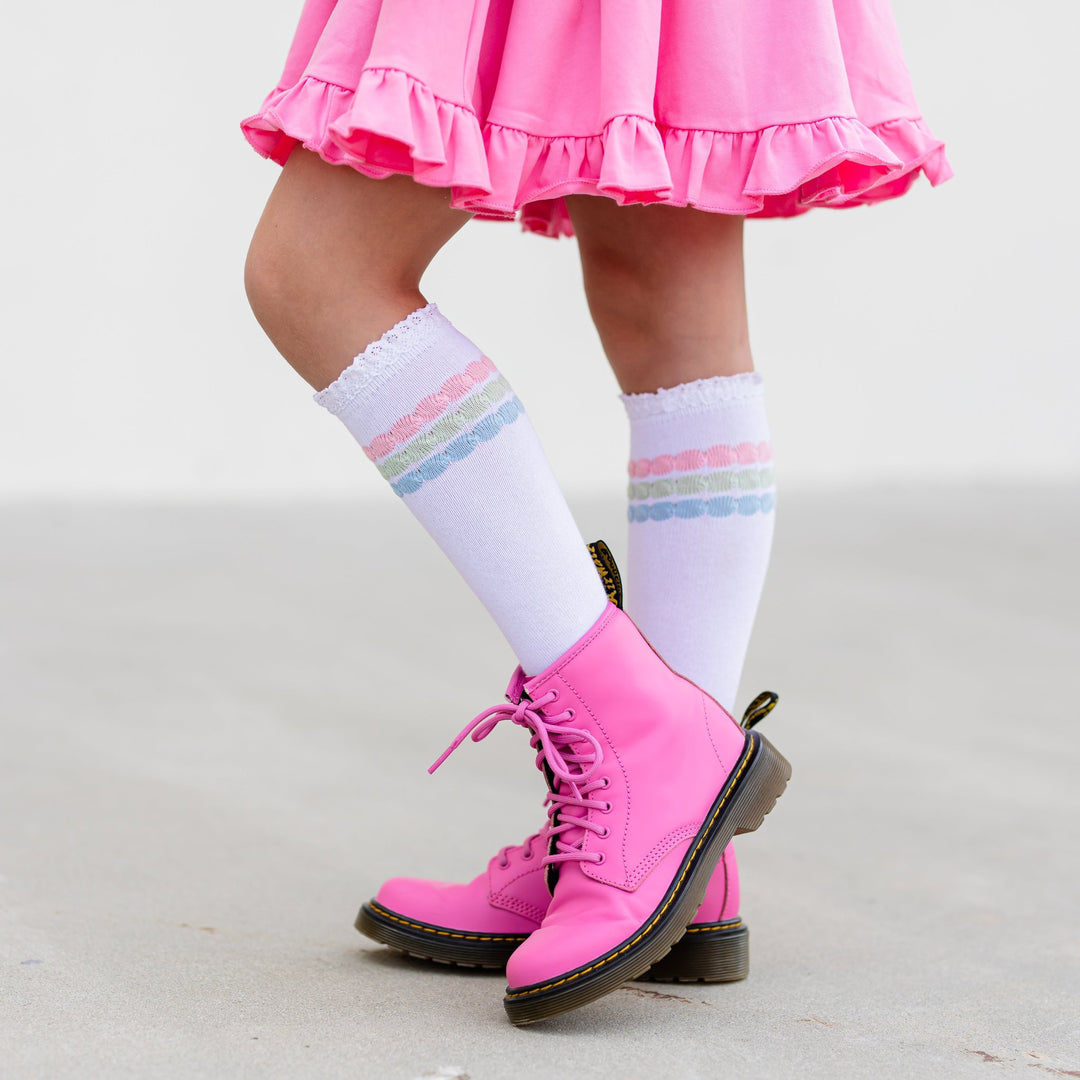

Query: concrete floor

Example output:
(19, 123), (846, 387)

(2, 489), (1078, 1078)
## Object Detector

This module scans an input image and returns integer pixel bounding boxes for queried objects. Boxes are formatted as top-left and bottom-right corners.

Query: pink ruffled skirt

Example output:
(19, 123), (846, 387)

(240, 0), (952, 238)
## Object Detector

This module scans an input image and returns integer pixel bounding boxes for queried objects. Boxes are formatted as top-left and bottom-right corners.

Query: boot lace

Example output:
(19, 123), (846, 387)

(429, 686), (610, 866)
(496, 828), (544, 869)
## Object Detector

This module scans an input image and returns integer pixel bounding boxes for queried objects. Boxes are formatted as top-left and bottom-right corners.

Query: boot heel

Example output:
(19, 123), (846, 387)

(640, 919), (750, 983)
(732, 731), (791, 836)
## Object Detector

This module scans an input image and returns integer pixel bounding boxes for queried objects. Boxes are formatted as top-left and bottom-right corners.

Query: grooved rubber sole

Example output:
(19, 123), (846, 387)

(356, 900), (526, 971)
(502, 729), (790, 1025)
(356, 901), (749, 982)
(640, 920), (749, 983)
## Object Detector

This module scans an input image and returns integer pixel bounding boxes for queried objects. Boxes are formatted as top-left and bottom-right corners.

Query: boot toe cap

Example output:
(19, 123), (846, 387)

(374, 875), (539, 935)
(505, 915), (643, 989)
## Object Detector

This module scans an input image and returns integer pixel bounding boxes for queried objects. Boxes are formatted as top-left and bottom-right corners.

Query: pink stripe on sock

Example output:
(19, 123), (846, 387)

(629, 441), (773, 478)
(363, 355), (497, 460)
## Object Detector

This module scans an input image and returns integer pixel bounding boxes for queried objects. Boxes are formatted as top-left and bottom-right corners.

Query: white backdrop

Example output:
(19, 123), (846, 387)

(2, 0), (1077, 500)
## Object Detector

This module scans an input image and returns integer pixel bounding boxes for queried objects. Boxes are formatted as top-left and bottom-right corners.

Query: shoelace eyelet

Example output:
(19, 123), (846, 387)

(594, 852), (606, 865)
(597, 826), (610, 839)
(521, 849), (534, 860)
(600, 776), (611, 788)
(599, 801), (612, 814)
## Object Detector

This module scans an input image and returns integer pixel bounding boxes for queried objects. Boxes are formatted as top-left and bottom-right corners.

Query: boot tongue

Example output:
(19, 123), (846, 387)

(542, 737), (595, 890)
(504, 666), (528, 704)
(510, 679), (588, 880)
(544, 786), (592, 894)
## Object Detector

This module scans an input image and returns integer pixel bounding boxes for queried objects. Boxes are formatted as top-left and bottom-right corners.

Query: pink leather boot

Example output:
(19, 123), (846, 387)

(356, 690), (780, 981)
(431, 602), (790, 1024)
(356, 541), (772, 984)
(357, 834), (749, 981)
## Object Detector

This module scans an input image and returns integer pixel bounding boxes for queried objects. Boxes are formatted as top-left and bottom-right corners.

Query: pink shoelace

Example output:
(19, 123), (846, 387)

(495, 827), (545, 869)
(429, 682), (612, 866)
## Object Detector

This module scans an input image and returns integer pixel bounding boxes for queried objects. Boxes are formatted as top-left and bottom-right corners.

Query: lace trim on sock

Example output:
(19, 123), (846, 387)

(619, 372), (764, 420)
(313, 302), (447, 416)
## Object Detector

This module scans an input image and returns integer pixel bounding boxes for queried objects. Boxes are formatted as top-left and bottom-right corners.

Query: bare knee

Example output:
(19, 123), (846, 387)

(243, 217), (329, 349)
(242, 150), (472, 389)
(243, 222), (291, 342)
(243, 213), (424, 389)
(566, 198), (753, 392)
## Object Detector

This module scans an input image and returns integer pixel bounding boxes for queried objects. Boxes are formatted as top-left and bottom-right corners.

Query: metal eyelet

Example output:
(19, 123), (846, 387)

(599, 801), (612, 814)
(598, 826), (610, 839)
(594, 852), (606, 865)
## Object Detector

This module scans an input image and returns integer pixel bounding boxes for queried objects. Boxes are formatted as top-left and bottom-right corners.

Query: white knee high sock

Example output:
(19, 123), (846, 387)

(621, 373), (776, 714)
(315, 302), (608, 675)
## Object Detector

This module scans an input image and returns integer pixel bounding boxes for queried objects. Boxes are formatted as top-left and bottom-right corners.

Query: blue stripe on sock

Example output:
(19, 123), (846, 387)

(627, 493), (776, 523)
(390, 397), (525, 497)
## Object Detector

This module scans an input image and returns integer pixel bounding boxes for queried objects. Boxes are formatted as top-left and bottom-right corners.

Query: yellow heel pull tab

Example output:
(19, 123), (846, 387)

(587, 539), (623, 609)
(741, 691), (779, 730)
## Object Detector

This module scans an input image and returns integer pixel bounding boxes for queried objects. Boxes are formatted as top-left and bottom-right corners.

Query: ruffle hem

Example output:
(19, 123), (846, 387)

(241, 66), (952, 239)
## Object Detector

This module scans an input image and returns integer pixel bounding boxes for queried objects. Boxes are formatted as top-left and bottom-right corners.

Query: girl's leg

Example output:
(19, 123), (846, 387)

(563, 198), (753, 394)
(565, 195), (776, 716)
(558, 196), (776, 971)
(244, 150), (608, 675)
(250, 169), (791, 1019)
(244, 146), (471, 391)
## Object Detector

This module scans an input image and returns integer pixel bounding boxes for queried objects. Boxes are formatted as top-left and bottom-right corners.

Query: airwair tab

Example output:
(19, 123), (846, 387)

(587, 539), (623, 608)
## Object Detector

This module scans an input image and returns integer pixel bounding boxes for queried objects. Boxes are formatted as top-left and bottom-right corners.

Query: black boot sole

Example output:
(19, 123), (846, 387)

(356, 901), (750, 982)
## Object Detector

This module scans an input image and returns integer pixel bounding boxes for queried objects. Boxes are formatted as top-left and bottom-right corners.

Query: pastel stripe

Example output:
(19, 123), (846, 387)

(628, 466), (775, 501)
(391, 397), (525, 496)
(628, 441), (773, 479)
(628, 492), (776, 522)
(363, 354), (498, 461)
(376, 373), (512, 479)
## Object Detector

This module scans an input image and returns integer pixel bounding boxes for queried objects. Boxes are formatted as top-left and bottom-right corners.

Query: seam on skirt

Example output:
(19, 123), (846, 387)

(294, 69), (924, 143)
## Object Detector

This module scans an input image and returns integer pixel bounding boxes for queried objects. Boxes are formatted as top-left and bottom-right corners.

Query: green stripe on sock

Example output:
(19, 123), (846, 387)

(377, 374), (512, 479)
(627, 466), (775, 502)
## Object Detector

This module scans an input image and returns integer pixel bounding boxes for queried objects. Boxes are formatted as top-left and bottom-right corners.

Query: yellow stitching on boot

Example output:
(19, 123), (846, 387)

(683, 918), (743, 933)
(505, 738), (761, 999)
(370, 903), (528, 943)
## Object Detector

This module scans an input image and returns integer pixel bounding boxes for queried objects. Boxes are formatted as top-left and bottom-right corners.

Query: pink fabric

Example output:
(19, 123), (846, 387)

(240, 0), (952, 238)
